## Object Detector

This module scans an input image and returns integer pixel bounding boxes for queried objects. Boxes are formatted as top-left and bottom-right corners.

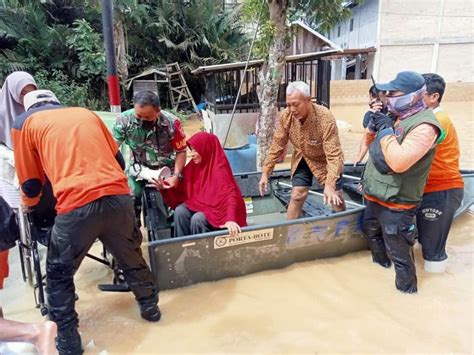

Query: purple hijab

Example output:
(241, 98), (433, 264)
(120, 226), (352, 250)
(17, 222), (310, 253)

(0, 72), (36, 149)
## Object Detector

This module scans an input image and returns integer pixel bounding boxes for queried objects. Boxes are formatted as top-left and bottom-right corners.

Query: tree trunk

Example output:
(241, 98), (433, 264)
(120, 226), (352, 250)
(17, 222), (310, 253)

(114, 17), (128, 80)
(256, 0), (288, 171)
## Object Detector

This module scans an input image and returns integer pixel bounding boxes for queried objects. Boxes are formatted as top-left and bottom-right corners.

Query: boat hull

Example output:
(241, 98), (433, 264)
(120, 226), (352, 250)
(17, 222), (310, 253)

(148, 207), (366, 290)
(148, 168), (367, 290)
(148, 167), (474, 291)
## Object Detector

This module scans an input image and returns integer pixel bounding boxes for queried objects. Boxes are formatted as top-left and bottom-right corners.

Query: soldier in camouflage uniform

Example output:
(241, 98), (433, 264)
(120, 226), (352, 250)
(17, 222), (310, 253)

(113, 91), (187, 228)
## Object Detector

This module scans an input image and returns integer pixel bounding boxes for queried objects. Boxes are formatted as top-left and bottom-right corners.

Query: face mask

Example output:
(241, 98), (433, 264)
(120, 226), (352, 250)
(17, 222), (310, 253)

(141, 120), (156, 130)
(386, 85), (427, 117)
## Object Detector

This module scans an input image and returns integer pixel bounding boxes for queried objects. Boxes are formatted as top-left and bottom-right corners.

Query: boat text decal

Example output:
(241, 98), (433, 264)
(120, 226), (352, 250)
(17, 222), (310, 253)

(214, 228), (273, 249)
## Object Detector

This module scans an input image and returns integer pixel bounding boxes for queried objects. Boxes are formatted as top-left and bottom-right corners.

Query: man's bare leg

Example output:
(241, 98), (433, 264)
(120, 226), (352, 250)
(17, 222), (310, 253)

(0, 318), (58, 355)
(287, 186), (309, 220)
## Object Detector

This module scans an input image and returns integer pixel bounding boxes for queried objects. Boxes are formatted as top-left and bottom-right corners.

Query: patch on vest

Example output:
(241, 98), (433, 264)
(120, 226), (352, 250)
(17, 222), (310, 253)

(394, 126), (405, 137)
(421, 207), (443, 221)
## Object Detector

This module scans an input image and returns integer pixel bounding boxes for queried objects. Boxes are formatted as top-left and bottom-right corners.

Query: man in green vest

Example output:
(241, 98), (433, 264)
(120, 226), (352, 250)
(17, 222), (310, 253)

(113, 91), (187, 229)
(361, 71), (442, 293)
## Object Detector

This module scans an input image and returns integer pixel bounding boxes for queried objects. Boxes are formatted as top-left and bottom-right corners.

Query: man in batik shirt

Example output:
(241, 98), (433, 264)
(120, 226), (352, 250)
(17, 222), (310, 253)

(258, 81), (346, 218)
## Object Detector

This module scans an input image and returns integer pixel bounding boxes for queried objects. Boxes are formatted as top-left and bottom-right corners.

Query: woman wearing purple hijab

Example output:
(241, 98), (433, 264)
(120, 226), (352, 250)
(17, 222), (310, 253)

(0, 72), (37, 208)
(0, 71), (37, 149)
(0, 72), (58, 355)
(0, 71), (37, 288)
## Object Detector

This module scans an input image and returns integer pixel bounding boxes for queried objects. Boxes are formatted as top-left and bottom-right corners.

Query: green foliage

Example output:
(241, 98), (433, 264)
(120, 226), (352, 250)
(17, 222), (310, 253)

(66, 19), (106, 77)
(140, 0), (249, 70)
(242, 0), (352, 59)
(0, 49), (27, 77)
(289, 0), (353, 33)
(241, 0), (271, 58)
(0, 0), (249, 108)
(34, 70), (104, 110)
(166, 108), (188, 123)
(0, 2), (71, 76)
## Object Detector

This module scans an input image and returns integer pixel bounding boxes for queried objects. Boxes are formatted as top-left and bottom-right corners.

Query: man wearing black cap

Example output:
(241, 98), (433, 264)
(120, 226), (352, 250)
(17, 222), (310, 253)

(361, 71), (443, 293)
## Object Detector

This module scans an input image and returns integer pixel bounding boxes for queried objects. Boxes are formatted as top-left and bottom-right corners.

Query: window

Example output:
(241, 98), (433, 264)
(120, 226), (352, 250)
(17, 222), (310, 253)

(350, 18), (354, 31)
(337, 26), (341, 37)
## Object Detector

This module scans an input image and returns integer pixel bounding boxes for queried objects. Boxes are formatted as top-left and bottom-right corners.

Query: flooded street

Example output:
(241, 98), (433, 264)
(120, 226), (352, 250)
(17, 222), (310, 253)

(1, 101), (472, 354)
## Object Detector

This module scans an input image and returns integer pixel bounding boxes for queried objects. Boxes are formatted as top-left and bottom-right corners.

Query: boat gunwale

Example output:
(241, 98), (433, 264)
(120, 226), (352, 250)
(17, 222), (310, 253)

(148, 205), (365, 248)
(148, 168), (474, 248)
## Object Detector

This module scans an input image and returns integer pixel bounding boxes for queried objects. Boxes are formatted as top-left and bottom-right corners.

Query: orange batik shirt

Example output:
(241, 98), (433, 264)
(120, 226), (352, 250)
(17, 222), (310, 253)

(262, 104), (344, 189)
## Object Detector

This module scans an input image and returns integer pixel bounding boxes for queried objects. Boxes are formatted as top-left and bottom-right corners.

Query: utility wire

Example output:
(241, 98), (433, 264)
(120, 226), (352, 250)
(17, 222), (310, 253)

(222, 0), (265, 148)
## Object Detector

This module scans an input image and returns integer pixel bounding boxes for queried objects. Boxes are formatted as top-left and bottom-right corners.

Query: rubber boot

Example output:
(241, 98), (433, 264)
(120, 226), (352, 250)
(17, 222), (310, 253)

(388, 239), (417, 293)
(367, 235), (392, 268)
(395, 267), (418, 293)
(363, 220), (392, 268)
(139, 297), (161, 322)
(56, 327), (83, 355)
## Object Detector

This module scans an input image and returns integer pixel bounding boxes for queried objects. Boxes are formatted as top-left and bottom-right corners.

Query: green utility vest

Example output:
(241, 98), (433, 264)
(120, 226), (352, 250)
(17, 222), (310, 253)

(363, 109), (442, 205)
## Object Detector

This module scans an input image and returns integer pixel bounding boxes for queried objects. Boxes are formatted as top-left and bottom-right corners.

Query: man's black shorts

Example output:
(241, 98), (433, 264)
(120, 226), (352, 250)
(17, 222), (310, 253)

(292, 158), (343, 190)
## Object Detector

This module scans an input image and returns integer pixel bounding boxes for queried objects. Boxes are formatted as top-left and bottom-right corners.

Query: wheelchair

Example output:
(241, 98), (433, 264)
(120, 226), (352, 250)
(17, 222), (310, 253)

(16, 182), (56, 316)
(141, 185), (174, 241)
(17, 182), (129, 315)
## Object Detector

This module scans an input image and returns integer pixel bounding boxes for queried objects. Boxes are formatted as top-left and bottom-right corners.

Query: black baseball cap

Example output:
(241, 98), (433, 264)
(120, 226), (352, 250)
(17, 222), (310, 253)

(375, 71), (425, 94)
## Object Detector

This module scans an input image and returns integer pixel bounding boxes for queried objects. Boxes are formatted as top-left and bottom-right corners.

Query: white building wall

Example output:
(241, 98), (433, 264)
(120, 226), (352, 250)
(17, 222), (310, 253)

(437, 43), (474, 82)
(328, 0), (473, 82)
(379, 0), (440, 46)
(378, 45), (434, 81)
(440, 0), (473, 39)
(377, 0), (474, 82)
(347, 0), (379, 48)
(329, 0), (378, 49)
(328, 0), (379, 79)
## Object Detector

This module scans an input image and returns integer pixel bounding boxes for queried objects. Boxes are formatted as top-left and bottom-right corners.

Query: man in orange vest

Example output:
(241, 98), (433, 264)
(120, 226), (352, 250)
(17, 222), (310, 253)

(12, 90), (160, 355)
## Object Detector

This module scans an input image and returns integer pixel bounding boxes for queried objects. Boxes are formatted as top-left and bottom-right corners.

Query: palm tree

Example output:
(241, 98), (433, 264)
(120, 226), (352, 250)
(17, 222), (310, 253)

(0, 0), (248, 107)
(0, 1), (70, 79)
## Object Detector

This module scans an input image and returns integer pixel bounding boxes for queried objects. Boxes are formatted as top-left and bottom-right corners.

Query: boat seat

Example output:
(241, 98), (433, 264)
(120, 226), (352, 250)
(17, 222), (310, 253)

(342, 181), (362, 194)
(273, 188), (332, 217)
(247, 212), (286, 226)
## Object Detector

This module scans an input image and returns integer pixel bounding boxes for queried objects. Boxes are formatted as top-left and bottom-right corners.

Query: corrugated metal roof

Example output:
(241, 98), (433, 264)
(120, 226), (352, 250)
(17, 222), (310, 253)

(124, 68), (168, 89)
(290, 20), (343, 52)
(191, 49), (340, 75)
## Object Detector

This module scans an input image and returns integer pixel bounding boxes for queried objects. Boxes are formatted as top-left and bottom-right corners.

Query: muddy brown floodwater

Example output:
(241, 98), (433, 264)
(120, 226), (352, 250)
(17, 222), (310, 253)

(1, 101), (472, 354)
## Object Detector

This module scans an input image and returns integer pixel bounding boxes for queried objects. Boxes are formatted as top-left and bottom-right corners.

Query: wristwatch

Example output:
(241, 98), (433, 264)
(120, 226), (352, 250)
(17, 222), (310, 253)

(173, 172), (184, 181)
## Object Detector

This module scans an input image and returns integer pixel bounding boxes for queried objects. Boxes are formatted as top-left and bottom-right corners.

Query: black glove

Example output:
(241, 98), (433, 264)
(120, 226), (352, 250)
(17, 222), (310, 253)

(371, 112), (393, 132)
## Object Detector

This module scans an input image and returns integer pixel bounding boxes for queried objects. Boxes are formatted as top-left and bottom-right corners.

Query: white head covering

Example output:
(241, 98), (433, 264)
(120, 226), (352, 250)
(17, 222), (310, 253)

(0, 71), (37, 149)
(24, 90), (60, 111)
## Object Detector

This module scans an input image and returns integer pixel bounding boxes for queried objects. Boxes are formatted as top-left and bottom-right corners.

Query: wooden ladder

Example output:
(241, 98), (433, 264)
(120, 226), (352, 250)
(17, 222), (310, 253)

(166, 62), (198, 113)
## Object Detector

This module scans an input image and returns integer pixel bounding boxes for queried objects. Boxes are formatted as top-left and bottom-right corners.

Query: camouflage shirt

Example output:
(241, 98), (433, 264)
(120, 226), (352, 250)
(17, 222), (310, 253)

(113, 108), (187, 169)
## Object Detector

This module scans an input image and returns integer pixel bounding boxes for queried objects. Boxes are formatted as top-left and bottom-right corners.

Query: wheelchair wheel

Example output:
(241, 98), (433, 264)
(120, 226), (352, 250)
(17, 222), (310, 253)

(17, 210), (34, 286)
(32, 239), (48, 316)
(142, 187), (172, 241)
